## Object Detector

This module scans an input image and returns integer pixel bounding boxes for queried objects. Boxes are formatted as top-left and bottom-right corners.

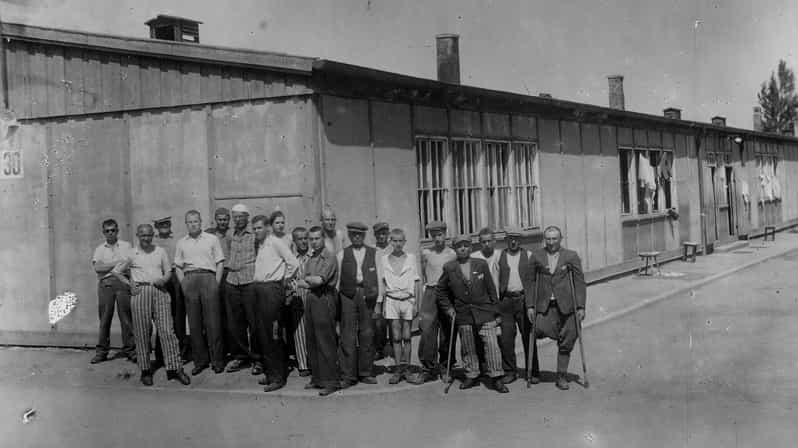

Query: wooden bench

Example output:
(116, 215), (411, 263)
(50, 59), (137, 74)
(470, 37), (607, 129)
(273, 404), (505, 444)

(763, 226), (776, 242)
(638, 251), (662, 276)
(682, 241), (699, 262)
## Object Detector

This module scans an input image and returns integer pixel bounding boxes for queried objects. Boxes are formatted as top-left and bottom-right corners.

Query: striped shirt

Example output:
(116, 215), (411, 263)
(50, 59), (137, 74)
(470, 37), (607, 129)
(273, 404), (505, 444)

(226, 229), (257, 285)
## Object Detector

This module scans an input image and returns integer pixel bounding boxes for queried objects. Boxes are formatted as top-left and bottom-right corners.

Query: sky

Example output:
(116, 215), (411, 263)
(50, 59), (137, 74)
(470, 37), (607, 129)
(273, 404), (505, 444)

(2, 0), (797, 129)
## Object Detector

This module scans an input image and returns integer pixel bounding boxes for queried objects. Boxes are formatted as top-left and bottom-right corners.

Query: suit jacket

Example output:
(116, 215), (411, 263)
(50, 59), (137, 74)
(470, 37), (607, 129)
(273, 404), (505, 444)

(526, 248), (586, 314)
(436, 258), (499, 327)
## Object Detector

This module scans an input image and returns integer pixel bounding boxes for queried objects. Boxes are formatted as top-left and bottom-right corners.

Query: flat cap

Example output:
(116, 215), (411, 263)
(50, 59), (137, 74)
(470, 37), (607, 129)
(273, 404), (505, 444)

(214, 207), (230, 216)
(373, 222), (390, 233)
(425, 220), (447, 232)
(231, 203), (250, 214)
(153, 216), (172, 226)
(452, 235), (472, 246)
(346, 222), (369, 233)
(504, 227), (522, 238)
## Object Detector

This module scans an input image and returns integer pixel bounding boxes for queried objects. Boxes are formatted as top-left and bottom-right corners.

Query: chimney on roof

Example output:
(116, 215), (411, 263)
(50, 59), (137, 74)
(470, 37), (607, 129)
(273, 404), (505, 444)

(753, 107), (764, 132)
(436, 34), (460, 84)
(607, 75), (625, 110)
(711, 116), (726, 127)
(146, 15), (202, 43)
(663, 107), (682, 120)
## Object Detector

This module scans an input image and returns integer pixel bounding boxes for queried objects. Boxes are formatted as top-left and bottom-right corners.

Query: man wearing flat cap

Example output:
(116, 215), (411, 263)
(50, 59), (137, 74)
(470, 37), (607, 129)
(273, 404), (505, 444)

(336, 222), (385, 388)
(496, 228), (534, 384)
(372, 221), (392, 360)
(436, 235), (508, 393)
(408, 220), (456, 385)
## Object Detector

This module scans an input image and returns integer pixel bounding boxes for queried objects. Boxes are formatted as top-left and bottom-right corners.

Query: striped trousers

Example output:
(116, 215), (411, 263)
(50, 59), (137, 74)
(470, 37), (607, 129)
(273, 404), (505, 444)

(132, 285), (182, 372)
(459, 321), (503, 379)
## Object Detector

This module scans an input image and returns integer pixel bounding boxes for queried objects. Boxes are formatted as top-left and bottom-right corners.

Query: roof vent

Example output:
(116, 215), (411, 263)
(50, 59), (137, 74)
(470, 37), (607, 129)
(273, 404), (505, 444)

(146, 15), (202, 43)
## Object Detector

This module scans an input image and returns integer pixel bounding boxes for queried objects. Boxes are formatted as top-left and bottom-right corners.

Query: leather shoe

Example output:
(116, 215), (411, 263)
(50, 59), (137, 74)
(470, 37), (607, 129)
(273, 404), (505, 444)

(555, 374), (569, 390)
(225, 359), (248, 373)
(251, 363), (264, 376)
(140, 371), (153, 386)
(503, 372), (518, 384)
(492, 378), (509, 393)
(90, 353), (108, 364)
(263, 381), (286, 393)
(459, 377), (480, 390)
(167, 369), (191, 386)
(359, 376), (378, 385)
(191, 364), (208, 376)
(319, 387), (338, 397)
(298, 369), (311, 377)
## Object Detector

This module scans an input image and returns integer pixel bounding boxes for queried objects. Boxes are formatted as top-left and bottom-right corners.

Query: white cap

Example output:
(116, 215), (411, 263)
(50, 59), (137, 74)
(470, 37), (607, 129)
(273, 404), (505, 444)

(231, 203), (250, 214)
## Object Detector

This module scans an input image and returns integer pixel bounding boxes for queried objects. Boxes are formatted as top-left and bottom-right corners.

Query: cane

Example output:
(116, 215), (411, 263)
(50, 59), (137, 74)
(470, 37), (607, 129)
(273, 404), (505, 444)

(568, 269), (589, 388)
(443, 311), (457, 394)
(526, 271), (539, 388)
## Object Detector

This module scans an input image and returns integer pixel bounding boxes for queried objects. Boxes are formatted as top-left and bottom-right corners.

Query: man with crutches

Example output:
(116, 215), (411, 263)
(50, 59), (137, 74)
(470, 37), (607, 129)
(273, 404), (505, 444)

(437, 235), (508, 393)
(526, 226), (587, 390)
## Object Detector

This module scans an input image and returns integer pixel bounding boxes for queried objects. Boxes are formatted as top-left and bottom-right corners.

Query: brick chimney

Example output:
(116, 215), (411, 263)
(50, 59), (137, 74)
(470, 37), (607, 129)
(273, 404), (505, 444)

(711, 116), (726, 127)
(607, 75), (625, 110)
(752, 107), (764, 132)
(146, 15), (202, 43)
(436, 34), (460, 84)
(663, 107), (681, 120)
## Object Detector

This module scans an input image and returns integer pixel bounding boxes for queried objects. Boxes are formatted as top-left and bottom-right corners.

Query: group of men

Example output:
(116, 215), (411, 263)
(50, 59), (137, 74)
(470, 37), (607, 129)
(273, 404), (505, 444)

(90, 204), (586, 396)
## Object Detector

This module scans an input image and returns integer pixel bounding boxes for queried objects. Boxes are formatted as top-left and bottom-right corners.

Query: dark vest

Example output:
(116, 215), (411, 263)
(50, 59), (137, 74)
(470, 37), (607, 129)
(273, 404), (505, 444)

(498, 249), (529, 294)
(339, 246), (379, 300)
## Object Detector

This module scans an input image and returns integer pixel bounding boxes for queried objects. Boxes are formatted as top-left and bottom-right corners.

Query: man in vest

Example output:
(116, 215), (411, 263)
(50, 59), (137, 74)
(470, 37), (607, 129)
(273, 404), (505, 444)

(336, 222), (385, 388)
(496, 228), (534, 384)
(527, 226), (586, 390)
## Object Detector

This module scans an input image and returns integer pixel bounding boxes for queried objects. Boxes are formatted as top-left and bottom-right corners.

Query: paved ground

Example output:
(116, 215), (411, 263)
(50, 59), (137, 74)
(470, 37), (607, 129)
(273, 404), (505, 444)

(3, 235), (798, 447)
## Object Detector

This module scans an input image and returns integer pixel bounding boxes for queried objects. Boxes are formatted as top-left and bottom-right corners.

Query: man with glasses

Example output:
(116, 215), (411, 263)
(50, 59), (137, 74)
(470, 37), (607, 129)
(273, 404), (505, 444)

(90, 219), (135, 364)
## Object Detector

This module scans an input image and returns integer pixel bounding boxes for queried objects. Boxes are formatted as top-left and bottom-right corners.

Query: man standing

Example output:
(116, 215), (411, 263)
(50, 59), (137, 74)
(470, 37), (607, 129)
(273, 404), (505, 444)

(289, 227), (312, 377)
(174, 210), (226, 375)
(437, 235), (508, 393)
(223, 204), (262, 375)
(321, 205), (349, 255)
(153, 216), (190, 364)
(408, 221), (456, 384)
(372, 222), (392, 360)
(125, 224), (190, 386)
(251, 214), (299, 392)
(336, 222), (384, 388)
(471, 227), (500, 298)
(527, 226), (586, 390)
(296, 226), (339, 396)
(90, 219), (135, 364)
(496, 228), (534, 384)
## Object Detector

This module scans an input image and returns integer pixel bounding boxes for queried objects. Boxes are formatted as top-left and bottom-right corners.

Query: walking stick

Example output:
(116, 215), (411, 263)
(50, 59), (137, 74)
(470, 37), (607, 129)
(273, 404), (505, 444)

(443, 311), (456, 394)
(526, 271), (539, 388)
(568, 269), (589, 388)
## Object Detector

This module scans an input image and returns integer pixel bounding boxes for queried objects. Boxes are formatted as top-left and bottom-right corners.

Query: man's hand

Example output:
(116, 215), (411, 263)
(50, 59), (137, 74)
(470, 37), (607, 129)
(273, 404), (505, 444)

(526, 308), (536, 324)
(576, 309), (585, 322)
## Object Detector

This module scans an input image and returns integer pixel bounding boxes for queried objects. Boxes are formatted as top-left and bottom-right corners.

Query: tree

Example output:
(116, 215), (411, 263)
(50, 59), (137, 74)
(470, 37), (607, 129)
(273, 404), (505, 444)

(757, 60), (798, 134)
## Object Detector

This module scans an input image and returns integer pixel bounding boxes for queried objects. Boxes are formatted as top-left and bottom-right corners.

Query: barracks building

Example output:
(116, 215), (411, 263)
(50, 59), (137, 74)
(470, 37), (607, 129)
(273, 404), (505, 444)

(0, 16), (796, 347)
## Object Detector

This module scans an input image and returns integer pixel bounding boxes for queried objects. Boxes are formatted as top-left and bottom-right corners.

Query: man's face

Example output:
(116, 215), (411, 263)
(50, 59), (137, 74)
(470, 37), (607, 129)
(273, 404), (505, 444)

(389, 233), (406, 253)
(272, 215), (286, 235)
(322, 212), (336, 232)
(293, 230), (309, 253)
(431, 230), (446, 248)
(349, 231), (365, 248)
(454, 242), (471, 260)
(544, 230), (562, 252)
(506, 236), (520, 251)
(137, 226), (154, 248)
(375, 230), (389, 247)
(308, 231), (325, 252)
(232, 212), (249, 231)
(252, 220), (269, 242)
(155, 223), (171, 238)
(102, 224), (119, 244)
(215, 213), (230, 232)
(186, 214), (202, 235)
(479, 234), (494, 252)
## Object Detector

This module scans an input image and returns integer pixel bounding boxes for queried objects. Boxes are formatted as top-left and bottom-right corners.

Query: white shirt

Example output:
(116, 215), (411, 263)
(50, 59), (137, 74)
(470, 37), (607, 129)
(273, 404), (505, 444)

(254, 235), (299, 283)
(92, 240), (132, 279)
(382, 252), (420, 300)
(504, 251), (524, 292)
(129, 246), (170, 283)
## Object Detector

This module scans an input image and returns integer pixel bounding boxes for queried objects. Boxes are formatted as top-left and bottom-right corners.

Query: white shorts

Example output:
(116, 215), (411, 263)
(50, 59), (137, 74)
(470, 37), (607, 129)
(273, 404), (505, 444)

(384, 296), (416, 321)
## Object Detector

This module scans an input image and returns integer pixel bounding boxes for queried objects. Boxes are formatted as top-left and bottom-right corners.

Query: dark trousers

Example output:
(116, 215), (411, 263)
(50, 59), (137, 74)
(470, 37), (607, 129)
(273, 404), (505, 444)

(182, 271), (224, 369)
(253, 281), (287, 383)
(306, 289), (339, 388)
(531, 301), (578, 374)
(339, 288), (376, 381)
(96, 277), (135, 356)
(225, 282), (260, 362)
(418, 286), (455, 373)
(155, 273), (189, 365)
(498, 292), (530, 374)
